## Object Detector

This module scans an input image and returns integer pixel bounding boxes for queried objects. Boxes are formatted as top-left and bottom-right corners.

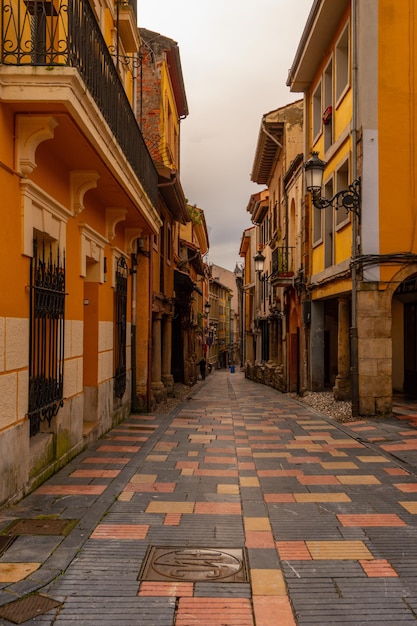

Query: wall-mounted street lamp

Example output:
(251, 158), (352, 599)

(304, 152), (361, 217)
(204, 301), (211, 317)
(254, 250), (275, 282)
(254, 250), (265, 274)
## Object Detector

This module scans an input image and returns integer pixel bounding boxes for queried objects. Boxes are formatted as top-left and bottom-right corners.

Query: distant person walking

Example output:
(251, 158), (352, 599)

(198, 358), (206, 380)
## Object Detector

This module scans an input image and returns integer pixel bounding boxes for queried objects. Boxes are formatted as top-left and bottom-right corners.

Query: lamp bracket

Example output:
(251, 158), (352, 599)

(257, 270), (277, 283)
(312, 179), (361, 217)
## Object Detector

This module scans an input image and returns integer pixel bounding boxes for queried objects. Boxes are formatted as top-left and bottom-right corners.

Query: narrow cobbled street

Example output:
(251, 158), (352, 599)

(1, 370), (417, 625)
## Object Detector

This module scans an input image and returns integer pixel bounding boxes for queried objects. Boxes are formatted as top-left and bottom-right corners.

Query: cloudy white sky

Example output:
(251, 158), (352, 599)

(138, 0), (313, 271)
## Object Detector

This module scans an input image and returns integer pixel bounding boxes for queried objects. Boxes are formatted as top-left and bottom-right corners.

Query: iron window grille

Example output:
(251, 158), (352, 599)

(28, 238), (65, 437)
(114, 256), (128, 399)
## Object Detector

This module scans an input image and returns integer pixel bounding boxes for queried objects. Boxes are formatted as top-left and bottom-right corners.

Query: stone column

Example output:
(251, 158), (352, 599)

(333, 297), (351, 400)
(161, 314), (174, 394)
(151, 312), (166, 401)
(357, 285), (392, 416)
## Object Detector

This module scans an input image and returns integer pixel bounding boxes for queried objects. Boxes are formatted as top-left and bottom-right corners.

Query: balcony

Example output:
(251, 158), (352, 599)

(271, 247), (295, 285)
(1, 0), (157, 208)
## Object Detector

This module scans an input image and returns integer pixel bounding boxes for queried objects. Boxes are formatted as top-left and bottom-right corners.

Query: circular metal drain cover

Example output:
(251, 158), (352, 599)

(140, 546), (248, 582)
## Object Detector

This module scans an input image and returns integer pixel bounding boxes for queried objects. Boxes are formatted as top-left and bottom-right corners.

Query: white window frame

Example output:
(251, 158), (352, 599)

(323, 56), (334, 153)
(335, 22), (350, 105)
(312, 79), (322, 142)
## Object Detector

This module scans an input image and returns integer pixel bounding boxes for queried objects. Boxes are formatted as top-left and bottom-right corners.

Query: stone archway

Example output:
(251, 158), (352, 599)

(392, 269), (417, 397)
(357, 264), (417, 415)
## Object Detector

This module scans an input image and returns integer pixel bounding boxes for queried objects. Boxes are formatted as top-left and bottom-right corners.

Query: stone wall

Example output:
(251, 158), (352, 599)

(245, 362), (286, 393)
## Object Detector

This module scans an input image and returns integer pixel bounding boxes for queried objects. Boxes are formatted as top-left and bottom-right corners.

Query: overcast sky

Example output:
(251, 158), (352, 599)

(138, 0), (313, 271)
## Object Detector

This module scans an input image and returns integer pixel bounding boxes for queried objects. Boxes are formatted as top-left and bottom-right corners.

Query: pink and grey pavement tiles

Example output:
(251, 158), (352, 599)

(0, 372), (417, 624)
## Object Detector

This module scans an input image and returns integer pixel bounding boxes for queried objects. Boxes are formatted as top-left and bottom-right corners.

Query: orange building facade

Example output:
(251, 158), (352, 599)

(0, 0), (160, 505)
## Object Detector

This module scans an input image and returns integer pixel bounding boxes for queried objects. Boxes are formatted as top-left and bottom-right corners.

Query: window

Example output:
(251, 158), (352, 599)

(312, 80), (322, 141)
(313, 203), (322, 246)
(167, 224), (172, 263)
(261, 216), (268, 246)
(159, 224), (165, 294)
(28, 234), (65, 436)
(324, 179), (334, 268)
(336, 161), (350, 226)
(166, 99), (174, 164)
(323, 58), (333, 152)
(272, 194), (277, 234)
(335, 23), (350, 103)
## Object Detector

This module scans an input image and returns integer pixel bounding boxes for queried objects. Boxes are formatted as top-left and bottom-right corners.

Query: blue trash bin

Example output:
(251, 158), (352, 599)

(230, 365), (235, 373)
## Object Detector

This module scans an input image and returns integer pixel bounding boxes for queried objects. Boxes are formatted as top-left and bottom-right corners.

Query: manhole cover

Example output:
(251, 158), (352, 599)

(6, 518), (77, 536)
(0, 535), (17, 556)
(0, 595), (61, 624)
(139, 547), (248, 583)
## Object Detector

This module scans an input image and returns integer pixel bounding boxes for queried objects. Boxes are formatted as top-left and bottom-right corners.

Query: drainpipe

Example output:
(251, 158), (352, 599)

(350, 0), (359, 417)
(131, 251), (138, 412)
(303, 90), (312, 393)
(147, 239), (153, 411)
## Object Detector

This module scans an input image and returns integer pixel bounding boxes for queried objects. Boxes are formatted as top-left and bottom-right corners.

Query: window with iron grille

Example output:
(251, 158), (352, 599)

(114, 256), (128, 398)
(28, 238), (65, 437)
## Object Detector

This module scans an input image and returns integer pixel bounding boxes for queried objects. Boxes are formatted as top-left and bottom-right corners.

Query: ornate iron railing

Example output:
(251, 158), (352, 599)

(272, 247), (295, 276)
(28, 239), (65, 437)
(114, 256), (127, 398)
(1, 0), (157, 207)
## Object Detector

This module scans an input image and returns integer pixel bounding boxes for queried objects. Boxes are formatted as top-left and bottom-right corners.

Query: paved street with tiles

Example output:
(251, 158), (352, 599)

(1, 370), (417, 624)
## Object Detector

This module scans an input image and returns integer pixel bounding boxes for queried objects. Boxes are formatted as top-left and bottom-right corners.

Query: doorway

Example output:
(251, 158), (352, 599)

(404, 303), (417, 395)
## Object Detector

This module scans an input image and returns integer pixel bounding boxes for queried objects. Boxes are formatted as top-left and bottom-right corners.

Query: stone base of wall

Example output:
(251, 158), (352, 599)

(245, 361), (286, 392)
(162, 374), (175, 396)
(151, 382), (168, 408)
(0, 384), (132, 508)
(333, 375), (351, 401)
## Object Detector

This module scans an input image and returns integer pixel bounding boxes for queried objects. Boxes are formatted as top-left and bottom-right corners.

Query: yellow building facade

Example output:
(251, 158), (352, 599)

(137, 29), (190, 407)
(239, 226), (257, 366)
(247, 100), (304, 393)
(288, 0), (417, 415)
(178, 205), (209, 383)
(0, 0), (160, 504)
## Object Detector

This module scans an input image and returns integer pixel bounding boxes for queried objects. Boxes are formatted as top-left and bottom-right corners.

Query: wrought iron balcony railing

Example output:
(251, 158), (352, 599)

(1, 0), (157, 207)
(272, 246), (295, 277)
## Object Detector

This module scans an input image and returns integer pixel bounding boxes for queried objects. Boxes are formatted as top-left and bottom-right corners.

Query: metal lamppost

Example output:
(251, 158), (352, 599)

(304, 151), (361, 417)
